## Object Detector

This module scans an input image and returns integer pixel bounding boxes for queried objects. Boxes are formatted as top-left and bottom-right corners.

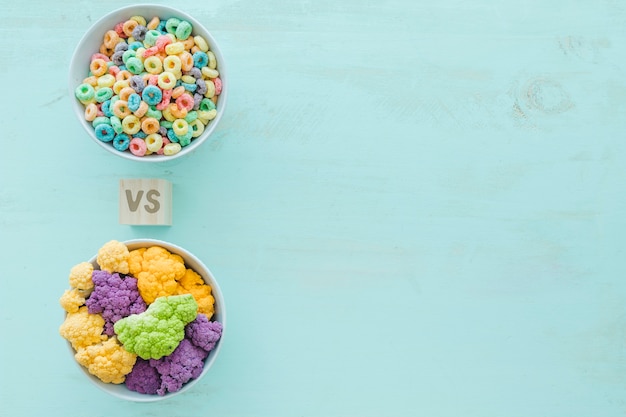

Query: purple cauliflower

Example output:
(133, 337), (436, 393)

(185, 314), (223, 352)
(124, 358), (161, 395)
(86, 270), (147, 336)
(149, 339), (209, 396)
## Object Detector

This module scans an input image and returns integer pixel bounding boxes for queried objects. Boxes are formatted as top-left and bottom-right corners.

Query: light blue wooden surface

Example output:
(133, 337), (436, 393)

(2, 0), (626, 415)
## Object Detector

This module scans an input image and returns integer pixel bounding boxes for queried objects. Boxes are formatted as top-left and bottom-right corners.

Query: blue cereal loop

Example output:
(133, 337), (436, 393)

(141, 85), (162, 106)
(166, 128), (178, 142)
(127, 93), (141, 112)
(134, 131), (147, 139)
(157, 20), (167, 33)
(192, 51), (208, 68)
(182, 82), (197, 93)
(113, 133), (130, 151)
(95, 123), (115, 142)
(101, 100), (113, 117)
(129, 41), (144, 51)
(129, 75), (145, 93)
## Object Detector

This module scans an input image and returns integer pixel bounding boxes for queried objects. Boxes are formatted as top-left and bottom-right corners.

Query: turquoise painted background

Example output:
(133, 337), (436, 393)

(2, 0), (626, 415)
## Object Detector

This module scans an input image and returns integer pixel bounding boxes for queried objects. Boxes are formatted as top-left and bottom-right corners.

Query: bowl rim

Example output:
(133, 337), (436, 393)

(68, 4), (228, 163)
(63, 238), (226, 402)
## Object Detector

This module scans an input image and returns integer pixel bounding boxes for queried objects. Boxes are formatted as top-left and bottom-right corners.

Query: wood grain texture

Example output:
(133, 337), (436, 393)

(1, 0), (626, 416)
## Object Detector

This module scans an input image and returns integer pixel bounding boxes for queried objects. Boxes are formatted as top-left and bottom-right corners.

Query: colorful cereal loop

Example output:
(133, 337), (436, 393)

(129, 137), (147, 156)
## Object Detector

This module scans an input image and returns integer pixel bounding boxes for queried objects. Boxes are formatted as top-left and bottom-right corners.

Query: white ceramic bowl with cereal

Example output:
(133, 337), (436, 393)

(69, 5), (227, 162)
(59, 239), (226, 402)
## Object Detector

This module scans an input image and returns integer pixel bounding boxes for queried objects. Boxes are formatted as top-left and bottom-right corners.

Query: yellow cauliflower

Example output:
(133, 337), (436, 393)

(97, 240), (130, 274)
(59, 288), (85, 313)
(59, 306), (107, 350)
(129, 246), (186, 304)
(68, 261), (94, 297)
(75, 337), (137, 384)
(177, 268), (215, 319)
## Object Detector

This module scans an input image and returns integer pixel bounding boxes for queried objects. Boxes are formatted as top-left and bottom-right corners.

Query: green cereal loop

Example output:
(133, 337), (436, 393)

(122, 50), (136, 64)
(184, 111), (198, 123)
(75, 83), (95, 101)
(110, 95), (120, 106)
(199, 98), (216, 112)
(126, 57), (144, 75)
(175, 20), (192, 40)
(160, 120), (173, 129)
(165, 17), (180, 34)
(144, 29), (161, 46)
(110, 116), (123, 134)
(146, 106), (162, 119)
(95, 87), (113, 103)
(92, 116), (110, 127)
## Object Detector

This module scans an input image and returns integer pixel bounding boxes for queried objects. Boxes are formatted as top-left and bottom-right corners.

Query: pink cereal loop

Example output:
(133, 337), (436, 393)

(161, 88), (172, 100)
(114, 22), (127, 38)
(155, 97), (170, 111)
(157, 137), (171, 155)
(91, 53), (110, 62)
(214, 77), (222, 95)
(176, 93), (194, 111)
(108, 66), (120, 77)
(143, 46), (159, 58)
(129, 138), (147, 156)
(155, 35), (172, 52)
(148, 74), (159, 85)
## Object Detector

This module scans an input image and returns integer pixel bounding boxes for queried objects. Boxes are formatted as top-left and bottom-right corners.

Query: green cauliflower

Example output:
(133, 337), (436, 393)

(113, 294), (198, 360)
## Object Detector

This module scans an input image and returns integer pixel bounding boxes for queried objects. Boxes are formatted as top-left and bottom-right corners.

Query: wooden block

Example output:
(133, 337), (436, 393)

(119, 179), (172, 226)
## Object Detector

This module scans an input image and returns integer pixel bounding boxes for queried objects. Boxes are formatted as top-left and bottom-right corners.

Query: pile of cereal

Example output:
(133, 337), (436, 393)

(59, 240), (223, 396)
(74, 15), (222, 157)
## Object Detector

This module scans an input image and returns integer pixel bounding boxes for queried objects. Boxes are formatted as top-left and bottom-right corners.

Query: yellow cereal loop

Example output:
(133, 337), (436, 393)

(172, 119), (189, 136)
(97, 74), (115, 88)
(204, 79), (215, 98)
(130, 15), (147, 26)
(189, 119), (205, 137)
(163, 55), (182, 73)
(162, 106), (175, 122)
(157, 71), (177, 89)
(181, 75), (195, 84)
(163, 142), (182, 156)
(165, 42), (184, 55)
(193, 35), (209, 52)
(113, 80), (130, 95)
(207, 51), (217, 69)
(201, 67), (219, 79)
(197, 109), (217, 124)
(122, 115), (141, 135)
(143, 56), (163, 74)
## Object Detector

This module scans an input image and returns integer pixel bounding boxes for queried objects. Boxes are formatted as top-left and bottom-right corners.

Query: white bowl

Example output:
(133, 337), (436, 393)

(65, 239), (226, 402)
(69, 4), (228, 162)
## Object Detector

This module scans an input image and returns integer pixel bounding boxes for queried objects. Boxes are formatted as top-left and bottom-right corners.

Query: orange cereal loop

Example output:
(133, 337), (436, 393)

(191, 45), (200, 54)
(119, 87), (136, 102)
(90, 59), (108, 77)
(99, 44), (114, 57)
(171, 86), (186, 99)
(84, 103), (98, 122)
(181, 36), (195, 50)
(113, 100), (131, 118)
(179, 51), (193, 72)
(115, 70), (132, 81)
(103, 30), (120, 49)
(122, 20), (138, 37)
(147, 16), (160, 30)
(141, 117), (160, 134)
(134, 101), (149, 118)
(83, 75), (98, 86)
(168, 102), (187, 119)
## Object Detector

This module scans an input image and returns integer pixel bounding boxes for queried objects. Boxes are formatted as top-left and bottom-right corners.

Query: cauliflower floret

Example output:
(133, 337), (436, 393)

(177, 268), (215, 319)
(185, 314), (223, 352)
(129, 246), (186, 304)
(59, 288), (85, 313)
(75, 337), (137, 384)
(59, 306), (107, 350)
(97, 240), (130, 274)
(114, 294), (198, 360)
(68, 261), (94, 297)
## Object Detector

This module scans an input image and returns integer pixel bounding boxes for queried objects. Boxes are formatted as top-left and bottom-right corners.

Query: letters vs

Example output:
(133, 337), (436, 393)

(125, 189), (161, 213)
